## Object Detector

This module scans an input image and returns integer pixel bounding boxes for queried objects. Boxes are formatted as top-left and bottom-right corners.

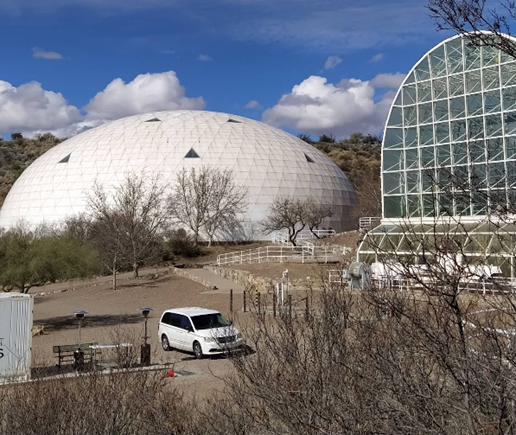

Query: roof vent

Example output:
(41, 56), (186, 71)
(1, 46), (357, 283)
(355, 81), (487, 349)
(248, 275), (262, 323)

(185, 148), (200, 158)
(58, 154), (71, 163)
(145, 117), (161, 122)
(227, 118), (241, 123)
(304, 153), (315, 163)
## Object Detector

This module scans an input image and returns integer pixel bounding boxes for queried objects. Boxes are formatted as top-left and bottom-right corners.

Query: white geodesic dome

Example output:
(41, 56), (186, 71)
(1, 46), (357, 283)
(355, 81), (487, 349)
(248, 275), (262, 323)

(0, 110), (356, 238)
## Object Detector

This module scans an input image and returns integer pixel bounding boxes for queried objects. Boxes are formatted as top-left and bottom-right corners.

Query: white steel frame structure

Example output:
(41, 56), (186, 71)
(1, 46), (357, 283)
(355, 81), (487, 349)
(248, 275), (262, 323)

(358, 33), (516, 277)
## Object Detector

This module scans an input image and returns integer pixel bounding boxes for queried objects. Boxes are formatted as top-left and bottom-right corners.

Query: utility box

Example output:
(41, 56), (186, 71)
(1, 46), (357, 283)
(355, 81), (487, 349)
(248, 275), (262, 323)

(0, 293), (34, 383)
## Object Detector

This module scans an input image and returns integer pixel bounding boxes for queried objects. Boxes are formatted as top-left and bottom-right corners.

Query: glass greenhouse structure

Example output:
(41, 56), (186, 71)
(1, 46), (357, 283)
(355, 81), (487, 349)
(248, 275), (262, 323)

(358, 33), (516, 277)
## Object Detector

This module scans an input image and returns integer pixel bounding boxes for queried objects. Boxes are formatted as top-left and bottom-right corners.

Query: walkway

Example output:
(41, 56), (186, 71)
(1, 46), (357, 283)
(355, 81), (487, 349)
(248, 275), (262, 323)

(184, 268), (245, 294)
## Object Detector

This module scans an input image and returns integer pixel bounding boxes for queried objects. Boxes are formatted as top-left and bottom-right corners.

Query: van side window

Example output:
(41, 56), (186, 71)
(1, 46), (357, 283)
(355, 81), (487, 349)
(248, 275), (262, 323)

(161, 312), (173, 325)
(178, 315), (193, 330)
(170, 313), (182, 328)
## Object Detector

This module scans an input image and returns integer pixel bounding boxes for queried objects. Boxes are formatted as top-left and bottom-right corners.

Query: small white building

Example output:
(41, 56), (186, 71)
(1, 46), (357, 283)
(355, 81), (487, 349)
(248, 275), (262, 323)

(0, 293), (34, 383)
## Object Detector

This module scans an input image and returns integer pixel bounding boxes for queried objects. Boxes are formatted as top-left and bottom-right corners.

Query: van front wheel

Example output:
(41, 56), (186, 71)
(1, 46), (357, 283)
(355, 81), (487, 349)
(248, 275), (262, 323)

(193, 341), (203, 359)
(161, 335), (171, 351)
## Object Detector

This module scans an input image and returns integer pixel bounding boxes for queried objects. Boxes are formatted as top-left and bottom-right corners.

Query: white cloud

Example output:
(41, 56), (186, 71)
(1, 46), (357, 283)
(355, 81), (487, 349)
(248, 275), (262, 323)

(0, 80), (81, 134)
(324, 55), (342, 69)
(262, 73), (405, 138)
(32, 49), (62, 60)
(85, 71), (205, 122)
(245, 99), (261, 109)
(198, 54), (213, 61)
(370, 53), (384, 62)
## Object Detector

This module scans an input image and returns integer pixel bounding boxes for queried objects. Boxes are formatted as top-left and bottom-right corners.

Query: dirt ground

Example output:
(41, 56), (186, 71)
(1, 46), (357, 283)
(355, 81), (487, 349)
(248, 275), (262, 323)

(30, 269), (253, 398)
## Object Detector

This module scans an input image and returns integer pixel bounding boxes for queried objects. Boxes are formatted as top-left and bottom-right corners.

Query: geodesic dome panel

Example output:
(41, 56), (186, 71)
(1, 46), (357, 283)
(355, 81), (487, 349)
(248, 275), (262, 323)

(0, 110), (357, 237)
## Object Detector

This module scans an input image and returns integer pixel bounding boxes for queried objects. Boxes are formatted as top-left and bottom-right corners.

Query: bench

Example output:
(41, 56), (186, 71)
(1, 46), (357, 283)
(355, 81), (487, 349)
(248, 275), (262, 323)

(53, 342), (98, 368)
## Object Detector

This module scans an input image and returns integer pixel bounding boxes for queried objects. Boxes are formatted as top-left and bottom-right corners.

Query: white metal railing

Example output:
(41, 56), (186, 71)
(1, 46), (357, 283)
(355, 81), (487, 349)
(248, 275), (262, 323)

(271, 229), (336, 245)
(217, 243), (345, 266)
(359, 217), (381, 231)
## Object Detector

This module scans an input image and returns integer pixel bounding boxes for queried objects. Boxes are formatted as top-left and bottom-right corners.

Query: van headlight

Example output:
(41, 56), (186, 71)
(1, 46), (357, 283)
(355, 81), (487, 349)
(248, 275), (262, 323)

(204, 337), (216, 342)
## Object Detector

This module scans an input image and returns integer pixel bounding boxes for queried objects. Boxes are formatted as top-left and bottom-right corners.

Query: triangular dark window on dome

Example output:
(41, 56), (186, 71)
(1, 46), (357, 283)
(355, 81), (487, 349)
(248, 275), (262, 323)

(227, 118), (241, 123)
(58, 154), (71, 163)
(304, 153), (315, 163)
(145, 117), (161, 122)
(185, 148), (200, 158)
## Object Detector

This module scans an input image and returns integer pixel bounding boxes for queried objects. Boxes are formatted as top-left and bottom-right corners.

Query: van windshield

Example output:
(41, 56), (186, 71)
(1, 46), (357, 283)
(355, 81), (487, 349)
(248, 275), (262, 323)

(191, 313), (231, 330)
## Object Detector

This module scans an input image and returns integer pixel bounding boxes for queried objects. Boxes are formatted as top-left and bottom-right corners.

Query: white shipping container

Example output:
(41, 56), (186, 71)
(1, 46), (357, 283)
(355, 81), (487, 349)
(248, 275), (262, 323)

(0, 293), (34, 383)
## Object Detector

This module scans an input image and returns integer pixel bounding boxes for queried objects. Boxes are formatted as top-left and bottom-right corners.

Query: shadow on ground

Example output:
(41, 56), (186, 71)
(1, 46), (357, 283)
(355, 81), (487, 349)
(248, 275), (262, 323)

(35, 314), (144, 331)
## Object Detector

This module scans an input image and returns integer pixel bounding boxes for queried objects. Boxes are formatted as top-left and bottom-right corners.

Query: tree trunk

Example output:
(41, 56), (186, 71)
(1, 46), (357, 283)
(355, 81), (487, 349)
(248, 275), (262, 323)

(133, 263), (139, 278)
(112, 253), (117, 290)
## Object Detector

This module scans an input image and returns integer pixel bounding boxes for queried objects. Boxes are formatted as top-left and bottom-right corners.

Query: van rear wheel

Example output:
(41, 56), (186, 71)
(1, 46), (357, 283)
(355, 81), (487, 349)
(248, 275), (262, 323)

(161, 335), (171, 351)
(193, 341), (203, 359)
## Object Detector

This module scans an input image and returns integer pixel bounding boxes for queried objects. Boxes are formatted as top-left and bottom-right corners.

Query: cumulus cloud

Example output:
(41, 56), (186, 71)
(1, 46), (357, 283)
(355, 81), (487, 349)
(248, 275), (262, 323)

(324, 55), (342, 69)
(370, 53), (384, 63)
(245, 99), (261, 109)
(32, 49), (62, 60)
(85, 71), (205, 122)
(198, 54), (213, 61)
(0, 80), (81, 134)
(262, 73), (405, 138)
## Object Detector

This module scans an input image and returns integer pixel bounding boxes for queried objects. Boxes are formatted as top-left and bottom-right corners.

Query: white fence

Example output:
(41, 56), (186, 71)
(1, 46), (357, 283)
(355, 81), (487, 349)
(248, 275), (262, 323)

(272, 229), (336, 244)
(217, 242), (346, 266)
(359, 217), (381, 231)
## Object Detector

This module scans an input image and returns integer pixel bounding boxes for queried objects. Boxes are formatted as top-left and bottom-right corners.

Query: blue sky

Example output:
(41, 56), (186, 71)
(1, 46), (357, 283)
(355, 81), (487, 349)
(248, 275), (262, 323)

(0, 0), (451, 139)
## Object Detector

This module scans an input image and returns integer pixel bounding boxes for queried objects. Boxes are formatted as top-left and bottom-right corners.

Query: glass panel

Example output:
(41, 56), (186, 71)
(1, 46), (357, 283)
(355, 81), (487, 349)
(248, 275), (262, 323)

(468, 116), (484, 140)
(451, 119), (467, 141)
(405, 71), (415, 84)
(418, 81), (432, 102)
(406, 171), (419, 193)
(487, 137), (504, 161)
(389, 106), (403, 127)
(449, 74), (464, 96)
(483, 66), (500, 90)
(450, 96), (465, 119)
(393, 92), (402, 106)
(405, 148), (419, 170)
(422, 171), (435, 192)
(435, 122), (450, 143)
(403, 84), (417, 105)
(469, 140), (486, 163)
(464, 43), (481, 70)
(472, 192), (487, 215)
(430, 45), (447, 78)
(483, 45), (500, 67)
(486, 114), (502, 137)
(484, 89), (501, 113)
(415, 57), (430, 81)
(439, 193), (453, 216)
(405, 127), (418, 147)
(446, 38), (464, 74)
(383, 149), (404, 171)
(501, 62), (516, 86)
(505, 111), (516, 135)
(467, 94), (483, 116)
(432, 78), (448, 99)
(453, 142), (468, 165)
(456, 194), (471, 215)
(420, 125), (434, 145)
(507, 160), (516, 186)
(384, 196), (405, 218)
(502, 87), (516, 111)
(423, 194), (437, 217)
(506, 136), (516, 160)
(418, 103), (433, 124)
(465, 69), (482, 93)
(489, 162), (505, 187)
(384, 127), (404, 148)
(383, 172), (405, 194)
(421, 146), (435, 167)
(471, 164), (487, 186)
(404, 105), (417, 126)
(407, 195), (421, 217)
(436, 144), (451, 166)
(434, 99), (449, 121)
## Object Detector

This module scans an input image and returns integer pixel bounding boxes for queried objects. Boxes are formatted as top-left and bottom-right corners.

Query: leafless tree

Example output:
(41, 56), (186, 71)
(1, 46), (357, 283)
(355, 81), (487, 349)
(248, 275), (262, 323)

(429, 0), (516, 58)
(260, 196), (332, 245)
(168, 166), (248, 246)
(86, 172), (168, 281)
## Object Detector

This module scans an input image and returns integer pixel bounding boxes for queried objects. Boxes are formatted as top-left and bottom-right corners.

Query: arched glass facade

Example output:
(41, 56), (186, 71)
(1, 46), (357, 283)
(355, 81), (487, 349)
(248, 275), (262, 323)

(358, 33), (516, 277)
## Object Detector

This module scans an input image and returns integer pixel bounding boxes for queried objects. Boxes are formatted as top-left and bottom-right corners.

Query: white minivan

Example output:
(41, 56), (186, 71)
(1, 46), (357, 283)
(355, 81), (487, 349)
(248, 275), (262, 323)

(158, 307), (245, 359)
